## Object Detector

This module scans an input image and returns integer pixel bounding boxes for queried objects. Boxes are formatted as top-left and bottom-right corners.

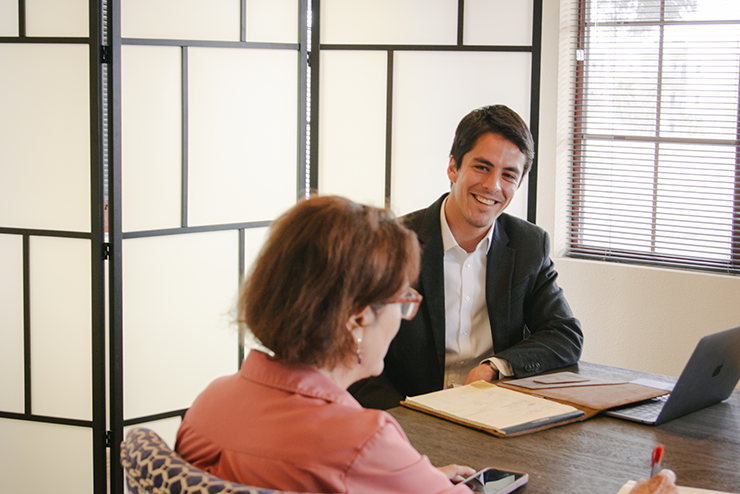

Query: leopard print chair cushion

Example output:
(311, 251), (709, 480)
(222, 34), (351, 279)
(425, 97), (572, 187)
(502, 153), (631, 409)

(120, 427), (309, 494)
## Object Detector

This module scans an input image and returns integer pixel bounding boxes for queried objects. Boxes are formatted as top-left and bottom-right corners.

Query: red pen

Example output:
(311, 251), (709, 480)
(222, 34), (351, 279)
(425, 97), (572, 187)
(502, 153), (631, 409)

(650, 444), (665, 477)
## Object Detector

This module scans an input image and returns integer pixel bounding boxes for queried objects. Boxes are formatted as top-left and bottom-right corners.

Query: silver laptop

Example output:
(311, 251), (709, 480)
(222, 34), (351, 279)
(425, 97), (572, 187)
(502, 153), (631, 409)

(606, 326), (740, 425)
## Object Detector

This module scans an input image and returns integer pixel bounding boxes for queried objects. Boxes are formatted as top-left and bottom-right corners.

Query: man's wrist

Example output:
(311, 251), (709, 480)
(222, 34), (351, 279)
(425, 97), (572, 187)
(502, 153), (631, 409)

(486, 360), (501, 379)
(486, 357), (514, 377)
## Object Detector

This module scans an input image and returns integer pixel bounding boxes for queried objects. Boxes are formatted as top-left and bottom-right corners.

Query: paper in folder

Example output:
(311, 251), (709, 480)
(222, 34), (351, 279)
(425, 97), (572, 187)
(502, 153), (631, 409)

(401, 381), (586, 437)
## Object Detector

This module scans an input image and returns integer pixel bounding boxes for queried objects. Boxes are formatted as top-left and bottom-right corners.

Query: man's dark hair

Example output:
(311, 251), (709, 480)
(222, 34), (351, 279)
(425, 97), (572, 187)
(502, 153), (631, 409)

(449, 105), (535, 177)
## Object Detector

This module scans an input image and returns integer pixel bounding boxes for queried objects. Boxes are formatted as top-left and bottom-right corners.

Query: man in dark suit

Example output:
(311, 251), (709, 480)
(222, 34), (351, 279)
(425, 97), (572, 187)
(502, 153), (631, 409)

(350, 105), (583, 410)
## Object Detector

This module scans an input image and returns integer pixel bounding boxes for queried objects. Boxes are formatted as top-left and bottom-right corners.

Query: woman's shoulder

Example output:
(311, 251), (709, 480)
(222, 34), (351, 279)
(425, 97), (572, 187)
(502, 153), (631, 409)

(339, 404), (405, 435)
(350, 408), (410, 451)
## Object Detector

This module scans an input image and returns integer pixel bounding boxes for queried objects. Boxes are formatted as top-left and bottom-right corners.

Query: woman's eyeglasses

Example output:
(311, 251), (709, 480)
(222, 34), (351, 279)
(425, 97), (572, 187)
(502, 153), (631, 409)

(383, 287), (423, 320)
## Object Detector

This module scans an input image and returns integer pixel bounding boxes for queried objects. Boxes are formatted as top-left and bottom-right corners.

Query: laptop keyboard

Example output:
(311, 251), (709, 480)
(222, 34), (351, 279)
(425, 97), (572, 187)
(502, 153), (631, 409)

(619, 394), (669, 421)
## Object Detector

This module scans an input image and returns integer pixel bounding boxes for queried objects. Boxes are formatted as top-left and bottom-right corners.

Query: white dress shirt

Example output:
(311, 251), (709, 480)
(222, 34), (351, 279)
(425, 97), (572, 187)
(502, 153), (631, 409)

(440, 198), (513, 389)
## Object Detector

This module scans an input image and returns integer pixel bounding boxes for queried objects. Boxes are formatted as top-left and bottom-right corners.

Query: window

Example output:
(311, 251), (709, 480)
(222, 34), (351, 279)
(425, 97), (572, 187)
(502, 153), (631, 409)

(567, 0), (740, 274)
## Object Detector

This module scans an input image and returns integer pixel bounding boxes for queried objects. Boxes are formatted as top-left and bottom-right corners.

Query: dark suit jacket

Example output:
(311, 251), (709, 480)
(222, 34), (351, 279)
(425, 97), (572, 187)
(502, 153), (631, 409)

(349, 194), (583, 410)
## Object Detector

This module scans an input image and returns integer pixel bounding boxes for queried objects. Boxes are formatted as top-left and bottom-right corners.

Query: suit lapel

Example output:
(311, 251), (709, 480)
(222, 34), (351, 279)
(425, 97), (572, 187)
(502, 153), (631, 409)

(486, 217), (515, 351)
(415, 195), (448, 369)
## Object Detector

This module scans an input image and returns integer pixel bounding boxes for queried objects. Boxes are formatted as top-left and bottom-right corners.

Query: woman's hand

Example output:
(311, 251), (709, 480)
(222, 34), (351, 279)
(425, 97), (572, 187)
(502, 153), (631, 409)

(438, 464), (477, 483)
(629, 470), (679, 494)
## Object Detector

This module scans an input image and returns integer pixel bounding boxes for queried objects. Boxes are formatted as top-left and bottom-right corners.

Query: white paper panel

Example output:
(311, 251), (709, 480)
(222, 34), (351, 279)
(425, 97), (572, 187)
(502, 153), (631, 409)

(464, 0), (533, 46)
(390, 51), (531, 217)
(122, 0), (240, 41)
(0, 44), (90, 232)
(240, 226), (272, 360)
(124, 416), (182, 452)
(319, 51), (387, 208)
(122, 45), (183, 233)
(26, 0), (88, 37)
(246, 0), (299, 43)
(187, 47), (298, 226)
(0, 419), (93, 494)
(0, 235), (24, 413)
(321, 0), (457, 45)
(242, 226), (270, 278)
(123, 230), (239, 419)
(30, 236), (92, 420)
(0, 0), (18, 36)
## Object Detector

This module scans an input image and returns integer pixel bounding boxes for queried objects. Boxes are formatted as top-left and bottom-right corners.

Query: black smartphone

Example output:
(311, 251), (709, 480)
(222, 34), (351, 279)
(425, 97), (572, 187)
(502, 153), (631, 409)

(460, 467), (529, 494)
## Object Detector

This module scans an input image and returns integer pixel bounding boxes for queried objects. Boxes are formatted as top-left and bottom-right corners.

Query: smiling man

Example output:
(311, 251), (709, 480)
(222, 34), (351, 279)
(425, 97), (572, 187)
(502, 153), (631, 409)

(349, 105), (584, 410)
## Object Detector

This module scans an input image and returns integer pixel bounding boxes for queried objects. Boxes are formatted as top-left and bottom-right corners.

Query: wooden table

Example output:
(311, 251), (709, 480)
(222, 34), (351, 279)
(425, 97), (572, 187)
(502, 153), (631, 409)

(387, 361), (740, 494)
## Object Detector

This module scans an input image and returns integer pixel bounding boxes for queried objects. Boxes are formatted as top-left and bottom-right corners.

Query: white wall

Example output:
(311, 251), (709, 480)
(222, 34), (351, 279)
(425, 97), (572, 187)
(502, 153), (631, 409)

(537, 0), (740, 379)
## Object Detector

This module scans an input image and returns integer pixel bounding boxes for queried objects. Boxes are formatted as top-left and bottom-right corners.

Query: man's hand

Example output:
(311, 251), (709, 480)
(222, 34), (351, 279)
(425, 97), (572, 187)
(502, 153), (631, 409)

(463, 363), (499, 385)
(629, 470), (679, 494)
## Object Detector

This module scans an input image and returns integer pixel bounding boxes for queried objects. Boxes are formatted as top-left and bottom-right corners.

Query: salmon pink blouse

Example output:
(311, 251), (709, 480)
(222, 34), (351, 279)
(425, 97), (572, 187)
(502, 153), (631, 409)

(176, 350), (469, 494)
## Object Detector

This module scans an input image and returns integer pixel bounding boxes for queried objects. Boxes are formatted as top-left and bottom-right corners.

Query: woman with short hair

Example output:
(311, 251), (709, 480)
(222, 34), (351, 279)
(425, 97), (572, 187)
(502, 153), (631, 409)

(176, 196), (474, 494)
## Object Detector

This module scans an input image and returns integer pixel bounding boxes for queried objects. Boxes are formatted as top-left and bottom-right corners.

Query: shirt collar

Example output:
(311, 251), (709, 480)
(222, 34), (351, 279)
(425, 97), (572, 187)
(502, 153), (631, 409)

(241, 350), (362, 409)
(440, 196), (495, 254)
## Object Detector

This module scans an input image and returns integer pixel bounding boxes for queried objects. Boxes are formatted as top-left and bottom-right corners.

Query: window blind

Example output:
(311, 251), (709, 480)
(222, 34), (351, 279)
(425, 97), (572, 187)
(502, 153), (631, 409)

(567, 0), (740, 274)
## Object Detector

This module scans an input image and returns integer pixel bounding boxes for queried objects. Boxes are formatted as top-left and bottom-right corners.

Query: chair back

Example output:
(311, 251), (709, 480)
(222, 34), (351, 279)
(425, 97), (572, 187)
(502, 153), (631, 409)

(120, 427), (305, 494)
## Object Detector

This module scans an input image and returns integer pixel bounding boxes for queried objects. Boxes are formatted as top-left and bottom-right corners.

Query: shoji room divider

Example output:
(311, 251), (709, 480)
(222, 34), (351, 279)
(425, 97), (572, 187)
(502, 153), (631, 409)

(1, 1), (307, 493)
(108, 1), (306, 493)
(316, 0), (541, 221)
(0, 1), (541, 493)
(0, 1), (107, 493)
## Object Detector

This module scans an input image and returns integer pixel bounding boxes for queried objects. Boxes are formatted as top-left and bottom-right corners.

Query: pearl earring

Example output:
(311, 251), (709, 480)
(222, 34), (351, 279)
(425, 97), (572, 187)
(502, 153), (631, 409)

(356, 337), (363, 365)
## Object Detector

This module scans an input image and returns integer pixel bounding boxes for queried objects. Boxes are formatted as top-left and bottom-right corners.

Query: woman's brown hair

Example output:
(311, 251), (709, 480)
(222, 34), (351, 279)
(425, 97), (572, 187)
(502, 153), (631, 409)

(239, 196), (420, 370)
